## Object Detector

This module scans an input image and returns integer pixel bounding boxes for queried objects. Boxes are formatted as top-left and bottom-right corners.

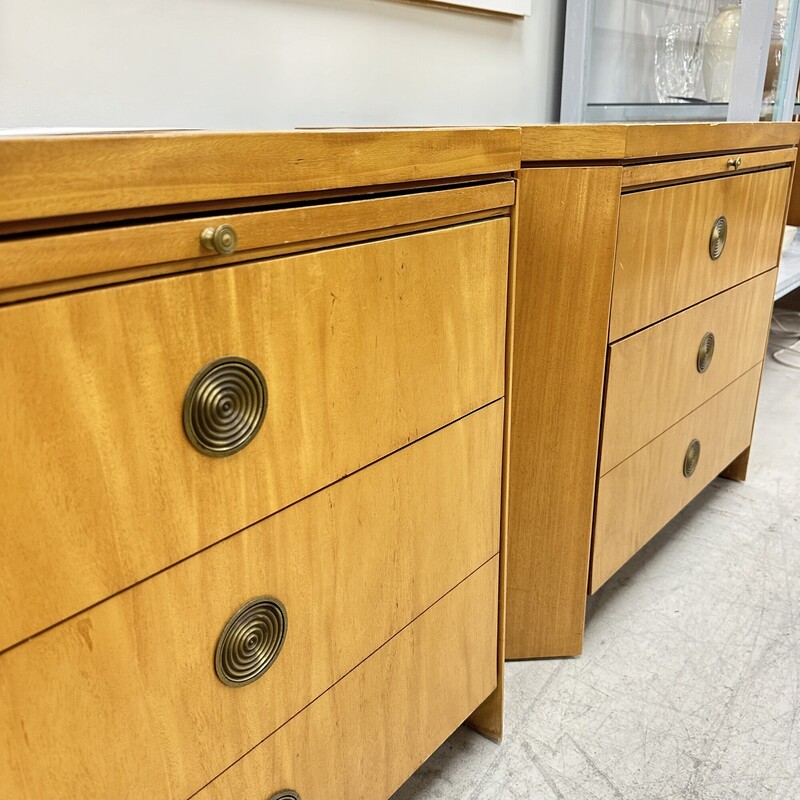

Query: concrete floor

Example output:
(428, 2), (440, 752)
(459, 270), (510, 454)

(394, 331), (800, 800)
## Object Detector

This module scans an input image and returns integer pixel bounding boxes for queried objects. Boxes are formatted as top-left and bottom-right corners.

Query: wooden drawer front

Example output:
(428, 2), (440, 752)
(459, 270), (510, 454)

(0, 404), (502, 800)
(0, 180), (515, 302)
(621, 147), (796, 189)
(591, 365), (761, 592)
(601, 270), (776, 475)
(194, 557), (500, 800)
(0, 218), (508, 651)
(611, 167), (790, 341)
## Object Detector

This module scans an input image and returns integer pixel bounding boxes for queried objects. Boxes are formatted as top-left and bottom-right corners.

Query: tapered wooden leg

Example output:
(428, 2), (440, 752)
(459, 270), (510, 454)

(721, 446), (750, 482)
(466, 681), (504, 743)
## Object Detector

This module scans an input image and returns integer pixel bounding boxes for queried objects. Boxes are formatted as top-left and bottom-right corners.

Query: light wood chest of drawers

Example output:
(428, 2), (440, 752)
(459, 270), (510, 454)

(506, 123), (799, 659)
(0, 129), (518, 799)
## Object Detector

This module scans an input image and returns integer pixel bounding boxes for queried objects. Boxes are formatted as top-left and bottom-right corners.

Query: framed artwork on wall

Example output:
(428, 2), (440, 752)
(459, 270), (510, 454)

(393, 0), (531, 17)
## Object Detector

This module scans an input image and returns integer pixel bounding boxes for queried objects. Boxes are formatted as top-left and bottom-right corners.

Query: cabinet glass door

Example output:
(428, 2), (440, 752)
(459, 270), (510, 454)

(562, 0), (800, 122)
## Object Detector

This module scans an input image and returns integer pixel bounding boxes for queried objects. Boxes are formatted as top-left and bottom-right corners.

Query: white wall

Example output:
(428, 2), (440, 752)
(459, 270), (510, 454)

(0, 0), (565, 130)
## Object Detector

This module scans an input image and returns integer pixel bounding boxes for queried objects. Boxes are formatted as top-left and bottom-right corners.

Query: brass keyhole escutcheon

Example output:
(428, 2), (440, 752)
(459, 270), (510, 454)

(709, 216), (727, 260)
(268, 793), (301, 800)
(683, 439), (701, 478)
(200, 223), (238, 256)
(215, 597), (287, 687)
(183, 356), (267, 457)
(697, 331), (715, 374)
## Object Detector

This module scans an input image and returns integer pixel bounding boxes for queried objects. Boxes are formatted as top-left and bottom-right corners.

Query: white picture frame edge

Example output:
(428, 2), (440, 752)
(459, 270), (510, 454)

(394, 0), (532, 18)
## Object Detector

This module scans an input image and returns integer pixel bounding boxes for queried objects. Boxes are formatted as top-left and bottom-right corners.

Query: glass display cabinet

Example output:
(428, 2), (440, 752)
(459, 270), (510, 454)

(562, 0), (800, 122)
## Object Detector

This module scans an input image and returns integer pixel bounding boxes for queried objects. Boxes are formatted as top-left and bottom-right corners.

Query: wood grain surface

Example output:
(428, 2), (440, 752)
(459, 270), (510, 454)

(0, 406), (502, 800)
(0, 219), (508, 650)
(0, 128), (520, 223)
(0, 210), (509, 305)
(505, 166), (621, 659)
(465, 184), (520, 741)
(601, 270), (777, 474)
(787, 161), (800, 227)
(521, 123), (800, 163)
(194, 557), (500, 800)
(591, 365), (762, 592)
(622, 147), (796, 189)
(0, 180), (515, 296)
(611, 167), (790, 340)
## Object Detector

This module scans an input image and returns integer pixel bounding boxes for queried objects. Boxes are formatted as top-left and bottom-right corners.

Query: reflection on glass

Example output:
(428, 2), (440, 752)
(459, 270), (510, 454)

(582, 0), (797, 122)
(704, 4), (740, 102)
(764, 15), (787, 104)
(655, 23), (706, 103)
(767, 0), (799, 119)
(587, 0), (717, 106)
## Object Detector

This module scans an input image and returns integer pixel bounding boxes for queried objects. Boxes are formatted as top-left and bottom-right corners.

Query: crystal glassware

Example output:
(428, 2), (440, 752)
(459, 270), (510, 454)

(655, 23), (706, 103)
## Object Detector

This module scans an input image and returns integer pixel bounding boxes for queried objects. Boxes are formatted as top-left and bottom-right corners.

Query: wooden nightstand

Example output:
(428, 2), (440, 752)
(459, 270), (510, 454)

(505, 123), (798, 659)
(0, 129), (517, 800)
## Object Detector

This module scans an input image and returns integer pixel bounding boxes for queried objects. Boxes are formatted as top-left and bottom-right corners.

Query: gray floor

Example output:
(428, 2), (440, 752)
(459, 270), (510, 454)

(394, 331), (800, 800)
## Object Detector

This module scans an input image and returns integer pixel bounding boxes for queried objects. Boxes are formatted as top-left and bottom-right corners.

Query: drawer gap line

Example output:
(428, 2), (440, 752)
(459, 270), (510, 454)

(0, 397), (505, 657)
(609, 267), (779, 345)
(185, 553), (501, 800)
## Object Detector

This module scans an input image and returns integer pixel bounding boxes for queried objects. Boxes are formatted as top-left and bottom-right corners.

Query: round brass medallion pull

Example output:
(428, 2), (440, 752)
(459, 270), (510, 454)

(215, 597), (287, 687)
(726, 156), (742, 170)
(709, 216), (727, 260)
(696, 331), (715, 374)
(183, 356), (267, 457)
(268, 793), (301, 800)
(683, 439), (701, 478)
(200, 223), (238, 256)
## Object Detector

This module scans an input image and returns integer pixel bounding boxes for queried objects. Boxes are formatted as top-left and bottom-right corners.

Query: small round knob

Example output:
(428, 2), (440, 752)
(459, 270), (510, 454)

(726, 156), (742, 170)
(268, 793), (301, 800)
(683, 439), (701, 478)
(201, 223), (238, 256)
(696, 331), (715, 374)
(709, 216), (727, 261)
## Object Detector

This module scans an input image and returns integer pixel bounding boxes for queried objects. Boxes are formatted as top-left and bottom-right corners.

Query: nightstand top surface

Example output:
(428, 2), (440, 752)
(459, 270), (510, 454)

(0, 128), (519, 224)
(521, 122), (800, 163)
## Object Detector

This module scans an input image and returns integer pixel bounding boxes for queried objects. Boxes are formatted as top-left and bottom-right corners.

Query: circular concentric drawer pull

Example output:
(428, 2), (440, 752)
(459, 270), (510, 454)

(183, 356), (267, 457)
(200, 223), (238, 256)
(696, 331), (715, 374)
(683, 439), (701, 478)
(215, 597), (287, 687)
(709, 216), (728, 260)
(268, 793), (301, 800)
